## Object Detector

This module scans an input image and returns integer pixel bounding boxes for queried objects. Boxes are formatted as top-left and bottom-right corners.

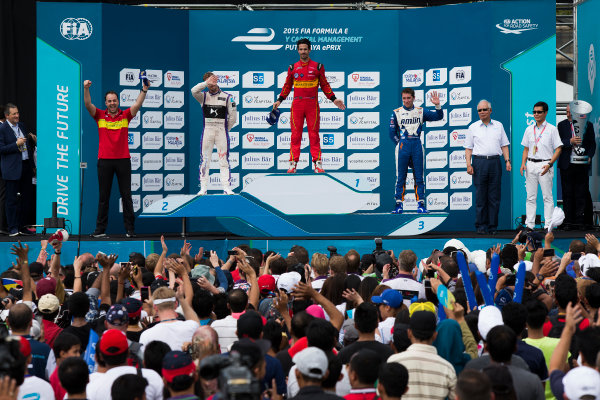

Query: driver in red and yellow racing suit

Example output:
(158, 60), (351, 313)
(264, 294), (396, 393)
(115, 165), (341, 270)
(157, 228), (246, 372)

(273, 38), (346, 173)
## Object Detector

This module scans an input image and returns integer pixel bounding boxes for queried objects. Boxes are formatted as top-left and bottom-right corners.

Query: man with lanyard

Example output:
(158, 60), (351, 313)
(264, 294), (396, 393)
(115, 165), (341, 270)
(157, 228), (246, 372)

(389, 88), (443, 214)
(464, 99), (511, 235)
(84, 78), (148, 238)
(191, 72), (237, 195)
(520, 101), (562, 230)
(557, 104), (596, 229)
(273, 38), (346, 174)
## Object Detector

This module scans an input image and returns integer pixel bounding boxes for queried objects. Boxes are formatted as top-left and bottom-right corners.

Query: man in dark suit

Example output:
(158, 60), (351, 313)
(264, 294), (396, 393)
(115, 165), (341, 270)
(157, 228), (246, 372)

(558, 104), (596, 229)
(0, 103), (35, 236)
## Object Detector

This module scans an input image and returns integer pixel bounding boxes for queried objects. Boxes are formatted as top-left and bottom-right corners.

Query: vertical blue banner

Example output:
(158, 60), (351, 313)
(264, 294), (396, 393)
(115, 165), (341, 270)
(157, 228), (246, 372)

(36, 39), (81, 233)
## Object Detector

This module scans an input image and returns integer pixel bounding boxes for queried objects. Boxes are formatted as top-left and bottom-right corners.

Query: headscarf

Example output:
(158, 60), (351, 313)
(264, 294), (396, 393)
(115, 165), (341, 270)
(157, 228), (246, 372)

(433, 318), (471, 374)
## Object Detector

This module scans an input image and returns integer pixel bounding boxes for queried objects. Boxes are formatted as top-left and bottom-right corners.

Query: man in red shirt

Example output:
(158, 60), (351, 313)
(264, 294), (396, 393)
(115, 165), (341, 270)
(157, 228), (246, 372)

(273, 38), (345, 173)
(84, 78), (148, 238)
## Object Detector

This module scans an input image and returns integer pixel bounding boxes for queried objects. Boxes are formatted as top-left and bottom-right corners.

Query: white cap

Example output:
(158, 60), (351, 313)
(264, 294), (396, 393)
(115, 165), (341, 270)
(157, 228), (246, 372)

(563, 366), (600, 400)
(581, 254), (600, 276)
(470, 250), (487, 273)
(277, 271), (301, 293)
(443, 239), (471, 261)
(477, 305), (503, 340)
(293, 347), (328, 379)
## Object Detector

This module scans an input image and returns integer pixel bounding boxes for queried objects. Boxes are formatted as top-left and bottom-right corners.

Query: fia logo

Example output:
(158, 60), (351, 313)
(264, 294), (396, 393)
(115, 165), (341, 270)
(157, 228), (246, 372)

(60, 18), (93, 40)
(125, 72), (135, 82)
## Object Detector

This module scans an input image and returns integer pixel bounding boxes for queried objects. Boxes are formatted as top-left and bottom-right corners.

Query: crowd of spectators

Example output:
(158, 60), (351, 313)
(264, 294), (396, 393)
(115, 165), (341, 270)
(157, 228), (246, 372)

(1, 229), (600, 400)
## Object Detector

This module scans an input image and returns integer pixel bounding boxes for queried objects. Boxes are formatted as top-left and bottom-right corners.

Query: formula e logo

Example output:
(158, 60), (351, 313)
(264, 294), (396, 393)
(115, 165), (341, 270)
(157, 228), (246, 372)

(231, 28), (283, 50)
(60, 18), (93, 40)
(496, 18), (539, 34)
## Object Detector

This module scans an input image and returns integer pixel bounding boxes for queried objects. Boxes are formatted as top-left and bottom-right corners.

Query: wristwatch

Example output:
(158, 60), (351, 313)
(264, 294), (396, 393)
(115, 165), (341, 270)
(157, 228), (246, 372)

(536, 273), (544, 282)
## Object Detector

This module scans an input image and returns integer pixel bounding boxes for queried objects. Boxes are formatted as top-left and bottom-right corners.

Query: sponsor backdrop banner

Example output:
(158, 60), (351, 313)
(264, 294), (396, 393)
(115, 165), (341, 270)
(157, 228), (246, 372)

(577, 0), (600, 202)
(37, 1), (554, 234)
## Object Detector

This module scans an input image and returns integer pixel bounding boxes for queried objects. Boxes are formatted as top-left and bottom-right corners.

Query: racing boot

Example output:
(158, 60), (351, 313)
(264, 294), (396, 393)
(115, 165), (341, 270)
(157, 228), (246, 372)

(287, 161), (297, 173)
(314, 160), (325, 173)
(417, 201), (430, 214)
(391, 201), (403, 214)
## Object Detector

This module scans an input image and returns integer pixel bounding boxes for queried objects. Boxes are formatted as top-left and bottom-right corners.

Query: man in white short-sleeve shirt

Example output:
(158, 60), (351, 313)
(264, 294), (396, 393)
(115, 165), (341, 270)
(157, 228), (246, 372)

(520, 101), (562, 229)
(465, 99), (511, 234)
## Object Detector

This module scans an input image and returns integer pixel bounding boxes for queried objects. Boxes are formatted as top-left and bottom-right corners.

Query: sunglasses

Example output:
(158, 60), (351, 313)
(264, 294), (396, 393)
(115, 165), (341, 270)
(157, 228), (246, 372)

(532, 110), (545, 114)
(477, 108), (490, 112)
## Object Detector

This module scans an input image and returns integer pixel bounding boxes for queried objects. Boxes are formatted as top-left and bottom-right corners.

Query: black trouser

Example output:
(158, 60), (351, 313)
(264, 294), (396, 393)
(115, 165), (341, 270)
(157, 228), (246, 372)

(95, 158), (134, 233)
(560, 164), (590, 225)
(473, 157), (502, 231)
(5, 160), (34, 233)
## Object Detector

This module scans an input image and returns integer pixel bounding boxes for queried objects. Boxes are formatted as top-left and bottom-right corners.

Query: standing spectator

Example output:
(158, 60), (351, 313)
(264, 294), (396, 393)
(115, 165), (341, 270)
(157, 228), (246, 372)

(0, 103), (35, 236)
(338, 303), (394, 364)
(83, 78), (148, 238)
(464, 99), (511, 234)
(162, 351), (199, 399)
(387, 310), (456, 400)
(377, 363), (408, 400)
(558, 103), (596, 229)
(344, 350), (380, 400)
(289, 347), (343, 400)
(371, 289), (403, 345)
(211, 289), (250, 352)
(455, 369), (493, 400)
(37, 293), (63, 347)
(50, 332), (82, 400)
(382, 250), (424, 305)
(111, 374), (149, 400)
(86, 329), (163, 400)
(139, 285), (200, 352)
(58, 357), (90, 400)
(7, 303), (51, 380)
(16, 337), (54, 399)
(0, 104), (6, 234)
(520, 101), (562, 229)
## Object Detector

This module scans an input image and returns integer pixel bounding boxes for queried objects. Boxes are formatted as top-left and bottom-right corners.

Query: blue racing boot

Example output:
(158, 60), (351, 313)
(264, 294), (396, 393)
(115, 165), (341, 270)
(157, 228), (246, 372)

(391, 201), (403, 214)
(417, 201), (429, 214)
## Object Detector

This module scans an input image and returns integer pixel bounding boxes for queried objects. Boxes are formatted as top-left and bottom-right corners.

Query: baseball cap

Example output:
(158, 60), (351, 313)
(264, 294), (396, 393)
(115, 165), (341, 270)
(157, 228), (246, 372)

(237, 310), (264, 339)
(409, 311), (437, 337)
(478, 305), (503, 341)
(19, 336), (31, 358)
(293, 347), (328, 380)
(29, 262), (44, 279)
(162, 351), (196, 383)
(99, 329), (128, 356)
(305, 304), (326, 319)
(36, 277), (57, 298)
(121, 297), (142, 318)
(563, 366), (600, 400)
(258, 275), (276, 295)
(191, 265), (215, 285)
(277, 271), (301, 293)
(106, 304), (129, 327)
(372, 289), (403, 308)
(408, 301), (436, 317)
(38, 294), (60, 314)
(151, 277), (169, 293)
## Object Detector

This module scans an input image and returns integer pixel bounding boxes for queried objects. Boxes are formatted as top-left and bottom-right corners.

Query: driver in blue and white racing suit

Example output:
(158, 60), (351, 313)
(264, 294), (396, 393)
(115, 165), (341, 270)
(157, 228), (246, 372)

(389, 88), (443, 214)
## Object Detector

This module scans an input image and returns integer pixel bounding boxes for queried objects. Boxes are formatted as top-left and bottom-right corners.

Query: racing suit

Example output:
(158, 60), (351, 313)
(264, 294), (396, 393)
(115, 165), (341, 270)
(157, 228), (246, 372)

(191, 82), (237, 190)
(277, 59), (337, 162)
(389, 105), (443, 203)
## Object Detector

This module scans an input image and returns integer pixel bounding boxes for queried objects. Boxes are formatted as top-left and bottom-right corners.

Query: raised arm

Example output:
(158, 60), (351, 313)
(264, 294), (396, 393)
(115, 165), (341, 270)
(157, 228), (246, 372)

(83, 80), (97, 117)
(292, 282), (344, 331)
(10, 242), (31, 302)
(155, 235), (168, 278)
(129, 80), (149, 118)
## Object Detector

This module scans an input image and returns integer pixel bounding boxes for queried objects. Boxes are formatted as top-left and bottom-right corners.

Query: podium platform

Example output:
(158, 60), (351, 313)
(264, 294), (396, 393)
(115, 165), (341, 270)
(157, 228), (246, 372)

(140, 173), (448, 237)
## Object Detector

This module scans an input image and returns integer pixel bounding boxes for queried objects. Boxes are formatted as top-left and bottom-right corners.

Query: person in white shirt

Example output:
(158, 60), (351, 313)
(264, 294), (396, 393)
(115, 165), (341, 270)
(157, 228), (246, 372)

(371, 289), (404, 345)
(310, 253), (329, 292)
(139, 285), (200, 352)
(381, 250), (425, 307)
(520, 101), (563, 229)
(465, 100), (511, 235)
(210, 289), (250, 353)
(87, 329), (164, 400)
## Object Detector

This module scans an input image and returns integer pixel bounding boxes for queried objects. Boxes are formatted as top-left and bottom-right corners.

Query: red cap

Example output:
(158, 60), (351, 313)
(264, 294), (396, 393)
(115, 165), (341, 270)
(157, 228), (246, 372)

(19, 336), (31, 358)
(258, 275), (276, 294)
(99, 329), (128, 356)
(162, 351), (196, 383)
(36, 277), (57, 298)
